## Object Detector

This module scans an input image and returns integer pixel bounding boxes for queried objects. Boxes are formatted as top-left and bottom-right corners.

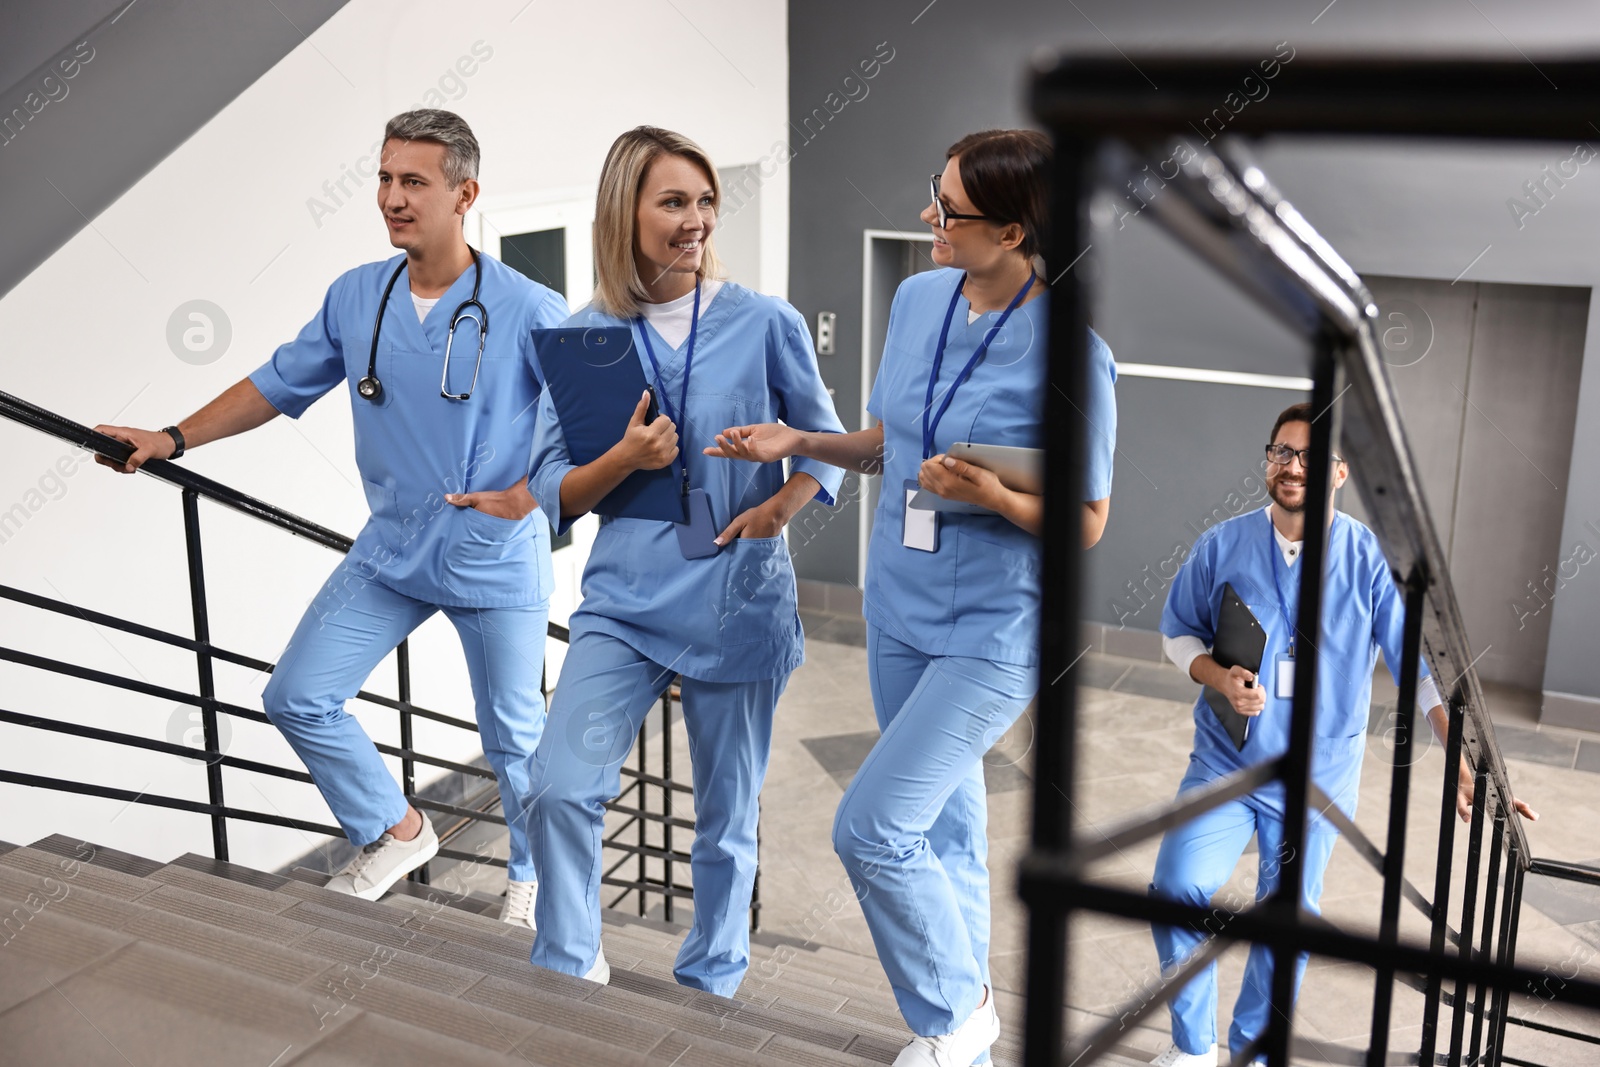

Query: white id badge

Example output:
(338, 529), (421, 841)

(1275, 654), (1296, 699)
(903, 480), (938, 552)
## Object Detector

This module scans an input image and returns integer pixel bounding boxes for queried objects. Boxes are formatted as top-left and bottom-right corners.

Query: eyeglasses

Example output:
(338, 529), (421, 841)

(930, 174), (995, 230)
(1266, 443), (1345, 467)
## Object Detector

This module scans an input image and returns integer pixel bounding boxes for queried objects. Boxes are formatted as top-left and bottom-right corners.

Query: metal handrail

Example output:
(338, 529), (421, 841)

(0, 387), (724, 921)
(0, 389), (353, 551)
(1023, 52), (1600, 1067)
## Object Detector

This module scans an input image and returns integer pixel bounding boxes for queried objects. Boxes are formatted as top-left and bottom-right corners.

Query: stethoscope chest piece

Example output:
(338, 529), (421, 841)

(361, 249), (486, 404)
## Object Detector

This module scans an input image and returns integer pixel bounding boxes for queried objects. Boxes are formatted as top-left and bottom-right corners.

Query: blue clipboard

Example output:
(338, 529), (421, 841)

(533, 327), (686, 523)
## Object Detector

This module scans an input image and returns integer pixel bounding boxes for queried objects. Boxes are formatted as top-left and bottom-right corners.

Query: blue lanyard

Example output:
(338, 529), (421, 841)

(634, 280), (700, 495)
(921, 272), (1036, 459)
(1266, 509), (1297, 656)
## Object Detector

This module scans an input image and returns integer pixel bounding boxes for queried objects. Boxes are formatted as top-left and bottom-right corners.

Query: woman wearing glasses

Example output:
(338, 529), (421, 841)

(516, 126), (845, 996)
(705, 129), (1117, 1066)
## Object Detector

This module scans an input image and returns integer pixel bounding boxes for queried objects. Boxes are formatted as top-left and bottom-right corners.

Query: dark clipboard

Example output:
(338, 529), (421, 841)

(1201, 582), (1267, 751)
(533, 327), (686, 524)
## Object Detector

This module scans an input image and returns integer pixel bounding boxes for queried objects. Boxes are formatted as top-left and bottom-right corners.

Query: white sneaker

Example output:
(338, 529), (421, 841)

(500, 879), (537, 931)
(583, 946), (610, 985)
(325, 815), (438, 901)
(892, 986), (1000, 1066)
(1151, 1042), (1218, 1067)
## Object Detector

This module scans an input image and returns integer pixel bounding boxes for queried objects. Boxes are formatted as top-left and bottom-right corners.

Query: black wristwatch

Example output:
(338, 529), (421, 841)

(161, 425), (187, 460)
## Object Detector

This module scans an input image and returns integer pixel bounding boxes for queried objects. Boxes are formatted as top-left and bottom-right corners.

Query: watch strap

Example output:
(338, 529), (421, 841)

(161, 425), (186, 460)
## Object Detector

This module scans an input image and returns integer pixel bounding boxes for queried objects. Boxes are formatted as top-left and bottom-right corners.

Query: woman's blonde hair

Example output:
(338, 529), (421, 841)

(592, 126), (724, 319)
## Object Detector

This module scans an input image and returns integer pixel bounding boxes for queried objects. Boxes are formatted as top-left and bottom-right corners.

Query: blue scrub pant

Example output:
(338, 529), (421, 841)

(1148, 758), (1341, 1058)
(832, 625), (1036, 1040)
(527, 630), (782, 996)
(262, 567), (550, 881)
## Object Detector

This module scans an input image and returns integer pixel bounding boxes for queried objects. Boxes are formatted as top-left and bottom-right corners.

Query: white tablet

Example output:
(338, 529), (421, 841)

(907, 442), (1044, 514)
(948, 442), (1043, 495)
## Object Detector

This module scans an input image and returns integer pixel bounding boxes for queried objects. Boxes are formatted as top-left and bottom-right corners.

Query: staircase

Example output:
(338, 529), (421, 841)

(0, 836), (1154, 1066)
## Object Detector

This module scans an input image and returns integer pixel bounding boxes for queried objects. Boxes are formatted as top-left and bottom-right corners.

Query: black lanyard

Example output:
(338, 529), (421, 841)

(921, 272), (1035, 459)
(635, 280), (700, 496)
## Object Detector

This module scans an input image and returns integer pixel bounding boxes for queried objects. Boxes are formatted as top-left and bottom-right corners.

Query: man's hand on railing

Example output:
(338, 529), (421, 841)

(1427, 702), (1540, 824)
(1454, 763), (1540, 824)
(91, 424), (179, 473)
(445, 479), (537, 521)
(91, 381), (281, 473)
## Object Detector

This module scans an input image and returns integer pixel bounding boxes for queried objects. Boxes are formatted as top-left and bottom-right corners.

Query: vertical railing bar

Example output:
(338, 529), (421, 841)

(1368, 575), (1427, 1066)
(1420, 702), (1466, 1065)
(181, 489), (228, 861)
(396, 638), (426, 885)
(1449, 764), (1490, 1063)
(1487, 859), (1524, 1067)
(1468, 813), (1506, 1063)
(1023, 135), (1095, 1067)
(1264, 333), (1339, 1066)
(662, 685), (674, 924)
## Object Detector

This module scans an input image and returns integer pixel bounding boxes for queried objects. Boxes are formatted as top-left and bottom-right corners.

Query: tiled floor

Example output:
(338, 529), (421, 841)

(438, 625), (1600, 1065)
(754, 628), (1600, 1065)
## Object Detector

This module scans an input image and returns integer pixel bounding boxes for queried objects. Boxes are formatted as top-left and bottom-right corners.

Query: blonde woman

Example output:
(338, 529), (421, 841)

(518, 127), (844, 993)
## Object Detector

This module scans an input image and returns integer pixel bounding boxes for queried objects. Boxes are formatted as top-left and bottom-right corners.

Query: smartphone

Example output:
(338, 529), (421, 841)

(677, 487), (720, 559)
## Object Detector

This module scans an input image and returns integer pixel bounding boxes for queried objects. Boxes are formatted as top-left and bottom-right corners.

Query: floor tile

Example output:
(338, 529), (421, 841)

(1113, 663), (1203, 704)
(1492, 725), (1578, 769)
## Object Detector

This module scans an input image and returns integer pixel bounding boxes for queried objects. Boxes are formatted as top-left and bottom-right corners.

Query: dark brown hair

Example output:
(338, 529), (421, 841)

(1269, 402), (1346, 464)
(945, 129), (1051, 259)
(1269, 402), (1313, 445)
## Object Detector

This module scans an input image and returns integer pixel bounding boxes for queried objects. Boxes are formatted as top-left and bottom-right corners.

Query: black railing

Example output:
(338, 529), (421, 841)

(0, 389), (743, 925)
(1023, 55), (1600, 1067)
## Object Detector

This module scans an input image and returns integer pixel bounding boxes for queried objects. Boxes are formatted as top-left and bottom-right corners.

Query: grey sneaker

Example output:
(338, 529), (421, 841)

(500, 879), (537, 931)
(325, 815), (438, 901)
(892, 986), (999, 1066)
(583, 946), (610, 985)
(1150, 1043), (1218, 1067)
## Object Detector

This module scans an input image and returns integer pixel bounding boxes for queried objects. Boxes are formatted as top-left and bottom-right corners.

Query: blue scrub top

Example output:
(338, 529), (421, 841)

(527, 282), (846, 683)
(1160, 506), (1428, 824)
(864, 268), (1117, 668)
(249, 252), (569, 608)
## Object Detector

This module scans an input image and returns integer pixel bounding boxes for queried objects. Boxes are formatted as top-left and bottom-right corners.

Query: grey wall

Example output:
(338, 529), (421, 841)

(0, 0), (350, 299)
(786, 0), (1600, 717)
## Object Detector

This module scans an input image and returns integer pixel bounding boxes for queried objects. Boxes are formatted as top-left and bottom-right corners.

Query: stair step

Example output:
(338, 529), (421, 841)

(1, 840), (1019, 1066)
(142, 883), (321, 944)
(0, 861), (150, 931)
(1, 939), (352, 1066)
(30, 833), (165, 877)
(121, 903), (332, 986)
(278, 1010), (545, 1067)
(0, 910), (134, 1013)
(148, 861), (304, 914)
(1, 844), (161, 901)
(383, 872), (506, 916)
(294, 926), (488, 996)
(169, 851), (292, 890)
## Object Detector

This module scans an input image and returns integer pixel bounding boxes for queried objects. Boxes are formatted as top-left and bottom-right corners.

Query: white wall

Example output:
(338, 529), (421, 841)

(0, 0), (790, 869)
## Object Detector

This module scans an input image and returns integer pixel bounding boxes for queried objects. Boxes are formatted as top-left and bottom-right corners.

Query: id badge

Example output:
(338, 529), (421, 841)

(1275, 653), (1296, 700)
(677, 487), (720, 560)
(903, 479), (938, 552)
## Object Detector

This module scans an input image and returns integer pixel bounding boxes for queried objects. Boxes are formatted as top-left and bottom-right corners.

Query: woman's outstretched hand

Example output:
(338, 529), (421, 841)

(703, 423), (802, 464)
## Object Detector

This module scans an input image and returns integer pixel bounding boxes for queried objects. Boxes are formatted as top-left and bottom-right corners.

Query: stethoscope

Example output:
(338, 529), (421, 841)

(358, 249), (488, 402)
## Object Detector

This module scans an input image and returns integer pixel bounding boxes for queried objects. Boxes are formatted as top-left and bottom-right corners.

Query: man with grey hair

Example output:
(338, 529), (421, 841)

(94, 110), (568, 923)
